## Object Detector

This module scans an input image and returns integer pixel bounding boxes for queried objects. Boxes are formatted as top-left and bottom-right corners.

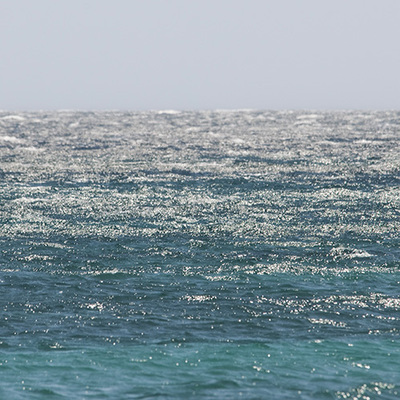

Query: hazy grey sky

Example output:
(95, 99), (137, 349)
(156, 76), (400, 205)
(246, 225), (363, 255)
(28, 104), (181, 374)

(1, 0), (399, 110)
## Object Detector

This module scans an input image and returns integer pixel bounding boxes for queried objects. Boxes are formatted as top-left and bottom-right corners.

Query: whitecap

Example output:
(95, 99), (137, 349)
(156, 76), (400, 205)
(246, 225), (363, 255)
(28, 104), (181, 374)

(330, 246), (375, 260)
(231, 137), (245, 144)
(348, 249), (375, 259)
(0, 115), (25, 121)
(23, 146), (45, 152)
(0, 135), (25, 144)
(156, 110), (181, 115)
(296, 114), (319, 120)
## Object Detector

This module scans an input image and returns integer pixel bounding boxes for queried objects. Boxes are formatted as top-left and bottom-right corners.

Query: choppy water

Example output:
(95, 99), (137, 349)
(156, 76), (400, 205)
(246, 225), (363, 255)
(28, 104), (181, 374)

(1, 110), (400, 399)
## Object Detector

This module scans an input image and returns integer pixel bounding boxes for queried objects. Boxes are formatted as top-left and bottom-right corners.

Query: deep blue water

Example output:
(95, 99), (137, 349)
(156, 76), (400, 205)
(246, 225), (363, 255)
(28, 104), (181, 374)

(1, 110), (400, 399)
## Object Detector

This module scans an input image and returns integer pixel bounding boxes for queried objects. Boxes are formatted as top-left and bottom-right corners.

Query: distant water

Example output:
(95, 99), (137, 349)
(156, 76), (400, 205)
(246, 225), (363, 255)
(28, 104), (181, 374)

(1, 110), (400, 399)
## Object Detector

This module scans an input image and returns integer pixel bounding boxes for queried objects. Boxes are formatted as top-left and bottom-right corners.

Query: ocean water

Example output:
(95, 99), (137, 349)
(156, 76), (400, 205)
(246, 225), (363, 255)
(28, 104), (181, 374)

(0, 110), (399, 399)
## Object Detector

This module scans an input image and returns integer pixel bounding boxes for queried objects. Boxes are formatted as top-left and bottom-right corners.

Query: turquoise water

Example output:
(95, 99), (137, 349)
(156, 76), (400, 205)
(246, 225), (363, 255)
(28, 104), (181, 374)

(1, 111), (399, 398)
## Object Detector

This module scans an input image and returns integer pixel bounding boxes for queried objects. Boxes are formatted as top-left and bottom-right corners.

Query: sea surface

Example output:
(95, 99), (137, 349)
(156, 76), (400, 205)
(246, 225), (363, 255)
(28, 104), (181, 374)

(0, 110), (399, 399)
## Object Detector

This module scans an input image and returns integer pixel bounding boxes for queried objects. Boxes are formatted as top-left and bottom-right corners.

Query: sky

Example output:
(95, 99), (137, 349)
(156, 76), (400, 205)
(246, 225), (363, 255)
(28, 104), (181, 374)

(1, 0), (400, 111)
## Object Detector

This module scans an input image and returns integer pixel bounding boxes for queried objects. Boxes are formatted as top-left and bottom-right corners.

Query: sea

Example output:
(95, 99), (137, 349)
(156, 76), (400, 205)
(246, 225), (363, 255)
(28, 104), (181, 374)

(0, 110), (399, 399)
